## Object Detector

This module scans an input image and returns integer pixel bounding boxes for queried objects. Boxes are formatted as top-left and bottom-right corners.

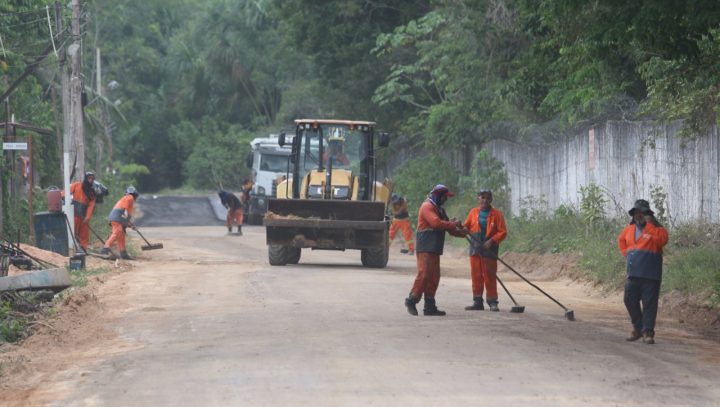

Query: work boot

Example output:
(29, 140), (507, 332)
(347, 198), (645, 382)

(465, 296), (485, 311)
(405, 295), (419, 316)
(488, 300), (499, 312)
(642, 332), (655, 344)
(227, 226), (233, 234)
(237, 225), (243, 235)
(423, 297), (446, 316)
(119, 251), (133, 260)
(625, 331), (642, 342)
(99, 247), (111, 256)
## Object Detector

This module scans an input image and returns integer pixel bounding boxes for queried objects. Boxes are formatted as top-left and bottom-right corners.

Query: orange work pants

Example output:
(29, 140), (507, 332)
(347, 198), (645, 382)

(227, 208), (244, 227)
(410, 252), (441, 299)
(389, 218), (414, 251)
(470, 255), (498, 301)
(74, 215), (90, 249)
(104, 221), (127, 251)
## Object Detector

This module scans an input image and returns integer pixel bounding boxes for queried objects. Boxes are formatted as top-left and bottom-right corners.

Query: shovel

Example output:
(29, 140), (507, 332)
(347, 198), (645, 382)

(466, 234), (574, 321)
(132, 227), (164, 250)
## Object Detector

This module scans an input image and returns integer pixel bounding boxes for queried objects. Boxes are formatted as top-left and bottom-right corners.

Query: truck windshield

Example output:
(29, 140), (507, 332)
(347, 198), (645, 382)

(259, 154), (289, 172)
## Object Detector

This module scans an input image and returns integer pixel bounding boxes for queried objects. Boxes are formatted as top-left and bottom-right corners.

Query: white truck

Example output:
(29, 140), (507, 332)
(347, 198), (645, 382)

(244, 134), (293, 224)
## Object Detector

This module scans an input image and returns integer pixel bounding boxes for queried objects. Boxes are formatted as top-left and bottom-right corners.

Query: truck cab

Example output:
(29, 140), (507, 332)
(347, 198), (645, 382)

(245, 134), (293, 224)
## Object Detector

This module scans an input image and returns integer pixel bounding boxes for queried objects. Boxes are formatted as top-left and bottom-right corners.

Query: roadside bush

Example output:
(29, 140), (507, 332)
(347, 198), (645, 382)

(0, 299), (26, 343)
(663, 223), (720, 306)
(455, 150), (511, 215)
(391, 155), (459, 224)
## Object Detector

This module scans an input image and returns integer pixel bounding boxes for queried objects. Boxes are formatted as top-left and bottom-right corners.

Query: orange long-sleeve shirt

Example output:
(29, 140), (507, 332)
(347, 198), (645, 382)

(69, 181), (96, 221)
(462, 207), (507, 246)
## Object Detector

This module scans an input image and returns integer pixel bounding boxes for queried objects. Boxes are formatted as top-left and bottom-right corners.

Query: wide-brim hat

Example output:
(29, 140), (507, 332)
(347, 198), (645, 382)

(628, 199), (654, 216)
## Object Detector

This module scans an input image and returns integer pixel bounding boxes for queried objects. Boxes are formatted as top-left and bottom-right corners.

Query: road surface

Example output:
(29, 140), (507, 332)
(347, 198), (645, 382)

(1, 197), (719, 406)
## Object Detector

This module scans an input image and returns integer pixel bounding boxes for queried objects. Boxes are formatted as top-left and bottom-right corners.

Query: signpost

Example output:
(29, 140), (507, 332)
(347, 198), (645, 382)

(2, 142), (27, 150)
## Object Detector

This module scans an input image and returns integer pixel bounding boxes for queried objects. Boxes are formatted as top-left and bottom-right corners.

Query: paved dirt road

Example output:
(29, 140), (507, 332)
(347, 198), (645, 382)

(2, 221), (720, 405)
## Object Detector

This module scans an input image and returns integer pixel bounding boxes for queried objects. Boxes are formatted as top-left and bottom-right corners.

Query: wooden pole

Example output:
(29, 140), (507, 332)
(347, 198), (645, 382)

(28, 135), (34, 241)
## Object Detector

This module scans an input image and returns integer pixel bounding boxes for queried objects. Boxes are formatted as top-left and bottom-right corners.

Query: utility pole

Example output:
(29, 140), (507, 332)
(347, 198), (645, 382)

(71, 0), (85, 176)
(59, 0), (86, 252)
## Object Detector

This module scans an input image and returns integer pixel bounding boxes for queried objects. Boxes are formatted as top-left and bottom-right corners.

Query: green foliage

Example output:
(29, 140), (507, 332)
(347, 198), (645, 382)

(70, 266), (111, 288)
(665, 245), (720, 306)
(0, 301), (25, 343)
(456, 150), (511, 214)
(183, 122), (253, 190)
(391, 155), (459, 223)
(117, 163), (150, 187)
(516, 194), (550, 221)
(578, 182), (607, 231)
(649, 184), (670, 226)
(639, 27), (720, 139)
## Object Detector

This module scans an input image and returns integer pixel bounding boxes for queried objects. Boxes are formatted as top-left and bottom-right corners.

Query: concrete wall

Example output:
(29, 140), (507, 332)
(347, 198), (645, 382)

(485, 121), (720, 224)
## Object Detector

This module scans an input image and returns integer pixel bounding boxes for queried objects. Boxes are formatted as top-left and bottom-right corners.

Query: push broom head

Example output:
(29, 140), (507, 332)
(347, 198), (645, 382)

(510, 305), (525, 313)
(141, 243), (164, 251)
(564, 309), (575, 321)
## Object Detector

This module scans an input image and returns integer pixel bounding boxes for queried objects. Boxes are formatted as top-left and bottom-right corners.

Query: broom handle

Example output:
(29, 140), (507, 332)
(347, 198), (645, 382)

(88, 224), (106, 245)
(465, 235), (569, 311)
(496, 275), (519, 306)
(133, 227), (154, 246)
(63, 214), (88, 255)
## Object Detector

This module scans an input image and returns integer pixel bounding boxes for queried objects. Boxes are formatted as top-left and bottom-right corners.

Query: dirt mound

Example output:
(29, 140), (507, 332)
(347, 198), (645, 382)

(500, 252), (583, 281)
(5, 244), (69, 276)
(661, 291), (720, 341)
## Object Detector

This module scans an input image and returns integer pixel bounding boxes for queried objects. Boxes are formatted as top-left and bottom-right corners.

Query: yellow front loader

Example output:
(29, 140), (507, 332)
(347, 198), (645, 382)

(264, 119), (392, 268)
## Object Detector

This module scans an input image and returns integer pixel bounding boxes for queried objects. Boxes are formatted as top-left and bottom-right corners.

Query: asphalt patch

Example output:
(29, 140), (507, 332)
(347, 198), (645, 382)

(134, 196), (224, 227)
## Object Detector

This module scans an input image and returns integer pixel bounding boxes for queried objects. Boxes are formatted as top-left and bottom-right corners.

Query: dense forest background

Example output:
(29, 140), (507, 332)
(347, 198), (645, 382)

(3, 0), (720, 193)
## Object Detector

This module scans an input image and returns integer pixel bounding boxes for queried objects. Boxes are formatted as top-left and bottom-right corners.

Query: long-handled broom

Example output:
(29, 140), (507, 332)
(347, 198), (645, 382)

(465, 236), (525, 313)
(131, 227), (164, 250)
(466, 234), (575, 321)
(496, 275), (526, 313)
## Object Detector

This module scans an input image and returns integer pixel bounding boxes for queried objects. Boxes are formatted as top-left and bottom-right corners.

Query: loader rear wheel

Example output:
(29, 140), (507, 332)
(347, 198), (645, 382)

(361, 244), (389, 268)
(268, 245), (288, 266)
(287, 248), (301, 264)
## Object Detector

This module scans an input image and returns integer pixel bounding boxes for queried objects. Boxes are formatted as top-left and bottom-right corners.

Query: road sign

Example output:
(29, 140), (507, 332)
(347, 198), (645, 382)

(3, 142), (28, 150)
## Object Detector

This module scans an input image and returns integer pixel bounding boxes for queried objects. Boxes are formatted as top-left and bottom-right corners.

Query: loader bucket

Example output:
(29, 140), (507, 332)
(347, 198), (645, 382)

(264, 199), (388, 250)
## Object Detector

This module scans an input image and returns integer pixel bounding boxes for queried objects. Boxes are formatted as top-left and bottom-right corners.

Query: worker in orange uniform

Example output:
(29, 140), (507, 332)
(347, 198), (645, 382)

(67, 172), (97, 252)
(618, 199), (669, 344)
(462, 189), (507, 311)
(404, 184), (467, 316)
(218, 190), (243, 235)
(389, 194), (414, 254)
(100, 186), (139, 260)
(322, 136), (350, 166)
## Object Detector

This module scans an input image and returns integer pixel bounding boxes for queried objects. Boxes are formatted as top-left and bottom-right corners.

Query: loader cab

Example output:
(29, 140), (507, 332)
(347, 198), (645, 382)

(290, 120), (377, 201)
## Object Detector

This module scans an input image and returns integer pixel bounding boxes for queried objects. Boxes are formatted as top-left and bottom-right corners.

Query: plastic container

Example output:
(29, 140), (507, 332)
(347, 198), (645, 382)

(47, 186), (62, 212)
(69, 254), (86, 270)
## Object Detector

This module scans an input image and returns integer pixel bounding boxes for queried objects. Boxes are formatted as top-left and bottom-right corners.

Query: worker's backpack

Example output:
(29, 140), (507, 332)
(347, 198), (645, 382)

(93, 181), (110, 204)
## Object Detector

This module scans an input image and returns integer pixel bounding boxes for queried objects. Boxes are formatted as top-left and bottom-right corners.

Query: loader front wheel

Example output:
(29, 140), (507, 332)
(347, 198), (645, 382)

(268, 245), (289, 266)
(361, 244), (389, 268)
(287, 247), (301, 264)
